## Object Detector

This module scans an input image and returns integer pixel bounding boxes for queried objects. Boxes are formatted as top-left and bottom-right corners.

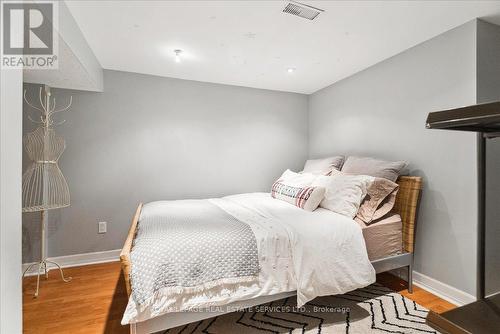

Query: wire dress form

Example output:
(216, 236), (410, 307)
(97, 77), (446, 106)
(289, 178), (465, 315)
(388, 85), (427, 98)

(22, 86), (73, 297)
(22, 127), (70, 212)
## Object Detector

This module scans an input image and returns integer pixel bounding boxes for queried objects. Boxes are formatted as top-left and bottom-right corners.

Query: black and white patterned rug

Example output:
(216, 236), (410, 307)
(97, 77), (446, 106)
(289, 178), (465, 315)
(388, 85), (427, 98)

(162, 284), (440, 334)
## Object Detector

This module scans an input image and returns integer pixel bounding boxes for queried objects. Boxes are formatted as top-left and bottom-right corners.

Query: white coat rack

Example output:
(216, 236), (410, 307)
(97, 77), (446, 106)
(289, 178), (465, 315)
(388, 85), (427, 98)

(22, 85), (73, 297)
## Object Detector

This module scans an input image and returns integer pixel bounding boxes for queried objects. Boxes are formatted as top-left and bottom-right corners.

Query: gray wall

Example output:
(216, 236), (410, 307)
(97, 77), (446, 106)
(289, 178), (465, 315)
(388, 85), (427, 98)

(22, 70), (308, 262)
(308, 21), (478, 295)
(477, 21), (500, 296)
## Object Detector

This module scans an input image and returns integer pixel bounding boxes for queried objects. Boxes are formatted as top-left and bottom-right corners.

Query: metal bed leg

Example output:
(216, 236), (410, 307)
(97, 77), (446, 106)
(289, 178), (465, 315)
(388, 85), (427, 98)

(408, 263), (413, 293)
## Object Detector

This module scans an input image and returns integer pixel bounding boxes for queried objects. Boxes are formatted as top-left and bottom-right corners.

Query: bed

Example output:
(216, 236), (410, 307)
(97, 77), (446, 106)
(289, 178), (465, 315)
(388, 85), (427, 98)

(120, 176), (422, 334)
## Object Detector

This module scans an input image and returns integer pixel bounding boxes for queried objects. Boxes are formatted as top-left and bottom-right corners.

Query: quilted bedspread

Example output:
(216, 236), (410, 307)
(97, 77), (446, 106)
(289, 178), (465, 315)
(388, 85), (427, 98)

(128, 199), (259, 308)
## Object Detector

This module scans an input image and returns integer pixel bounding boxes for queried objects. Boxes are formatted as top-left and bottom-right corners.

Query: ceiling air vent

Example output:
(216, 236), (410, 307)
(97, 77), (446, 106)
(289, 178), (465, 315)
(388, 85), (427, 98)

(283, 1), (324, 20)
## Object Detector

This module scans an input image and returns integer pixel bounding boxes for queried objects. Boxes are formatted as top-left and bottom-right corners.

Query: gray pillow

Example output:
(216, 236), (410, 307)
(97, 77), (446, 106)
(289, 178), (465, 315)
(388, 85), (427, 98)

(341, 156), (407, 182)
(303, 156), (345, 175)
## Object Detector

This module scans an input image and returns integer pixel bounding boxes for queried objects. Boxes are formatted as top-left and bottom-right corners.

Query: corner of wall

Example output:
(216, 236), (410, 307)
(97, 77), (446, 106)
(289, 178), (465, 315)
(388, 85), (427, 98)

(23, 0), (104, 92)
(306, 94), (312, 159)
(476, 18), (500, 297)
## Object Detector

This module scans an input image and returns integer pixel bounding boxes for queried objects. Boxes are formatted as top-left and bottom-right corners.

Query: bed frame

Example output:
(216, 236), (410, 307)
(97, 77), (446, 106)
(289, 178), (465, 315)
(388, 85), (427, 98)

(120, 176), (423, 334)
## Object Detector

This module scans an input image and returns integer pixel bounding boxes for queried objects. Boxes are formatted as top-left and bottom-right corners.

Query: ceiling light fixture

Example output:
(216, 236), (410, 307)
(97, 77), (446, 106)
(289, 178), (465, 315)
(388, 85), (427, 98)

(287, 67), (296, 73)
(174, 49), (182, 63)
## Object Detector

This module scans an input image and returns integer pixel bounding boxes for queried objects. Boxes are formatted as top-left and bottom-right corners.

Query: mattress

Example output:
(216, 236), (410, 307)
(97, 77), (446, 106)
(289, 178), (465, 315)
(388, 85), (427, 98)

(357, 213), (403, 261)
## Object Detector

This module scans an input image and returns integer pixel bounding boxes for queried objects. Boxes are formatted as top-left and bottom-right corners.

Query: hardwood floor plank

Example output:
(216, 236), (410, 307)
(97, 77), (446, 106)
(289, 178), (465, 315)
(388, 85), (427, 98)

(376, 272), (456, 313)
(23, 262), (456, 333)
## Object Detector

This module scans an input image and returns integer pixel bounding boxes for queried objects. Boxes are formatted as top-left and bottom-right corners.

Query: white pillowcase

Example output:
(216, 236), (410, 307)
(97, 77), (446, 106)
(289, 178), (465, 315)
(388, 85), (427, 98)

(271, 170), (325, 211)
(312, 170), (374, 218)
(279, 169), (317, 186)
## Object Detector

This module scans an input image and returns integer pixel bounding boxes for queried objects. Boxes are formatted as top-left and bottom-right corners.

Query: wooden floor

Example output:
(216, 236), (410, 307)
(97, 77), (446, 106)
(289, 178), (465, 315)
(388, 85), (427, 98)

(23, 262), (456, 334)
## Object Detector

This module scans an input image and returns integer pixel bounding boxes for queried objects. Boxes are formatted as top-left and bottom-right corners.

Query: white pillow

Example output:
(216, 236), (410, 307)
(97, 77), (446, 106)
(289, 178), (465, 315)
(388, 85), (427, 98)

(271, 170), (325, 211)
(279, 169), (317, 186)
(312, 171), (374, 218)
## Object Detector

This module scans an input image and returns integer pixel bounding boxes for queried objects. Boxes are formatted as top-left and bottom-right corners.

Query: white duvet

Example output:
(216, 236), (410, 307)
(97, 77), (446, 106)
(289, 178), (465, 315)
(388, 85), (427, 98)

(123, 192), (375, 324)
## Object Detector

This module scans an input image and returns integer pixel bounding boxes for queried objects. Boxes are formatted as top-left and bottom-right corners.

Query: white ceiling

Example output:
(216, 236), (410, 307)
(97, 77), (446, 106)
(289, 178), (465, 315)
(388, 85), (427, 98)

(66, 0), (500, 94)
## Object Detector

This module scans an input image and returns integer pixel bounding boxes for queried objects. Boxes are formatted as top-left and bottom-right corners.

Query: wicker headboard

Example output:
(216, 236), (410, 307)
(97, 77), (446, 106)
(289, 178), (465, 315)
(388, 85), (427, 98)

(393, 176), (423, 254)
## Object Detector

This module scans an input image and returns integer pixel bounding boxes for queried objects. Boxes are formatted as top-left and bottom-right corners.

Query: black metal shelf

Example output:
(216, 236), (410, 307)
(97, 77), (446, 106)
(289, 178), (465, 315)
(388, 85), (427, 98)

(426, 101), (500, 333)
(426, 101), (500, 134)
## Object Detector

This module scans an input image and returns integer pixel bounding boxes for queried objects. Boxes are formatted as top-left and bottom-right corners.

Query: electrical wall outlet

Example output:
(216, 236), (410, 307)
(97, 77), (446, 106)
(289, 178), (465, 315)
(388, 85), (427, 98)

(98, 221), (107, 234)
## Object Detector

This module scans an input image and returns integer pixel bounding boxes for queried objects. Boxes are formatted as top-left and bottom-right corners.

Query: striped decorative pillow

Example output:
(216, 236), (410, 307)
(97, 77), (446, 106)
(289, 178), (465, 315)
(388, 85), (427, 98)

(271, 179), (325, 211)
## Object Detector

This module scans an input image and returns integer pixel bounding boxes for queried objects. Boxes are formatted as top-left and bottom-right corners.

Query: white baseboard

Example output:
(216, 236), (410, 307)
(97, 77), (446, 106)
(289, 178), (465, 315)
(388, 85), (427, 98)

(391, 267), (476, 306)
(22, 249), (121, 276)
(412, 271), (476, 306)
